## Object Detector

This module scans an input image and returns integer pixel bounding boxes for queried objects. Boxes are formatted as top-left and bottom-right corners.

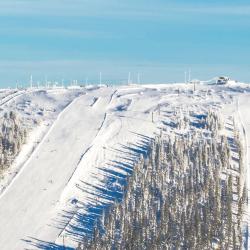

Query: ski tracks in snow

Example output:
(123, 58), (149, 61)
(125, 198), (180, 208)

(237, 96), (250, 250)
(0, 88), (113, 250)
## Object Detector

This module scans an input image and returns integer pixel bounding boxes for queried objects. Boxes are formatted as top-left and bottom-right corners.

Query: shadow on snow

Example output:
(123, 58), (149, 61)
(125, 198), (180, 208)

(24, 133), (153, 249)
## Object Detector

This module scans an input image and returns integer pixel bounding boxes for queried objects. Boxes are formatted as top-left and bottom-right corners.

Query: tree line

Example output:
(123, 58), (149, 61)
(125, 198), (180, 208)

(0, 111), (27, 172)
(77, 111), (245, 250)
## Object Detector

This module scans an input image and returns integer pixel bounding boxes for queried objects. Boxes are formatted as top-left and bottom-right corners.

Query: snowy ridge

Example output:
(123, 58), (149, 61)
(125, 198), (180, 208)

(0, 83), (250, 249)
(236, 96), (250, 249)
(0, 92), (85, 199)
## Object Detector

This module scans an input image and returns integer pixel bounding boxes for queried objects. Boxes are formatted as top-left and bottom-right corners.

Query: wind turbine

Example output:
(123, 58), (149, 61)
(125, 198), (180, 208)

(30, 75), (33, 88)
(99, 72), (102, 85)
(137, 73), (140, 84)
(128, 72), (131, 84)
(45, 75), (48, 88)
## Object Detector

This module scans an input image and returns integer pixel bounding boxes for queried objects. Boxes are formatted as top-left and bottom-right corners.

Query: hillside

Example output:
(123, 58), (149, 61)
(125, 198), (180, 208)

(0, 83), (249, 249)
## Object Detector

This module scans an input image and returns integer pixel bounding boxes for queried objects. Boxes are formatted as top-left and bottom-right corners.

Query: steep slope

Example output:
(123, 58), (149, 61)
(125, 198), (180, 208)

(0, 87), (114, 250)
(0, 83), (249, 249)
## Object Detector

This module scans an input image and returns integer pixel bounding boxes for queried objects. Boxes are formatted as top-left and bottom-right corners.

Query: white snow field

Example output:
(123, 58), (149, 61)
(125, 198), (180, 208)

(0, 83), (250, 249)
(237, 95), (250, 249)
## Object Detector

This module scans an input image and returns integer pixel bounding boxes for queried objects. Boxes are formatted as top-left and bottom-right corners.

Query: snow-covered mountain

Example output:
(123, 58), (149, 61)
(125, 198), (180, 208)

(0, 82), (249, 249)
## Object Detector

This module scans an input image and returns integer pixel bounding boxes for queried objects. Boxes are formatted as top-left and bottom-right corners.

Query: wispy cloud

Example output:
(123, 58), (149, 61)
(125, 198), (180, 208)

(0, 1), (249, 19)
(182, 5), (250, 16)
(0, 26), (116, 39)
(0, 0), (249, 86)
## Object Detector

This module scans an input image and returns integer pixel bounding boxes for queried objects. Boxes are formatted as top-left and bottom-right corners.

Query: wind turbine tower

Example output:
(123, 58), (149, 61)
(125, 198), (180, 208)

(99, 72), (102, 85)
(30, 75), (33, 88)
(128, 72), (131, 84)
(45, 76), (48, 88)
(137, 73), (140, 84)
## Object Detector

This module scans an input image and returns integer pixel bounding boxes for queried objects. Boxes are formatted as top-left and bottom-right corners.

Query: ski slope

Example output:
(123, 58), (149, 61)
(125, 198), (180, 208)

(0, 83), (249, 249)
(0, 87), (114, 249)
(237, 95), (250, 249)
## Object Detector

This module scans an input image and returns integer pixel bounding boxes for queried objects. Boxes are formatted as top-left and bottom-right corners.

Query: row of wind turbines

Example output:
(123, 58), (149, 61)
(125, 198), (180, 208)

(24, 72), (142, 89)
(16, 70), (194, 89)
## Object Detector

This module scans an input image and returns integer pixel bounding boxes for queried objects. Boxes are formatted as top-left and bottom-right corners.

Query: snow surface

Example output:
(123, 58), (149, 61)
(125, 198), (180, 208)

(0, 83), (250, 249)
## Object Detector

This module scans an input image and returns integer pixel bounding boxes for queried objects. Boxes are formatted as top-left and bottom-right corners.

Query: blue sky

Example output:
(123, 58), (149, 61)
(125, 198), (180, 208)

(0, 0), (250, 86)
